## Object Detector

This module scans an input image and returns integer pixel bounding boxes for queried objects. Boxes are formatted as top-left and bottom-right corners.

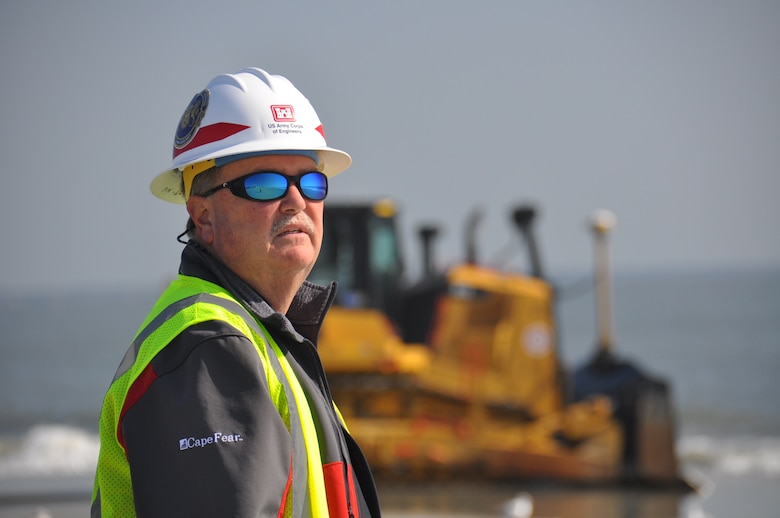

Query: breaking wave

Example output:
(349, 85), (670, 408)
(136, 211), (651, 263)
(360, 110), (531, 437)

(678, 434), (780, 477)
(0, 425), (99, 479)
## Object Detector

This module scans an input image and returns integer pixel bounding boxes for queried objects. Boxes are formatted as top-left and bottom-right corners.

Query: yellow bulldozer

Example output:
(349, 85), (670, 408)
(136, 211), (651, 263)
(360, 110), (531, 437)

(309, 199), (687, 487)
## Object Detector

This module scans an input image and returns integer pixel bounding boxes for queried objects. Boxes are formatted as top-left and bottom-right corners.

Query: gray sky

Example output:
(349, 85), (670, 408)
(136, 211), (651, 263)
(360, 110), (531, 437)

(1, 1), (778, 294)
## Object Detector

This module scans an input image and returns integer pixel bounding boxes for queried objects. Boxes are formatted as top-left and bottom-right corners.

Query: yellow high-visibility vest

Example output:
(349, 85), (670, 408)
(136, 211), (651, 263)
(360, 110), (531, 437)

(91, 275), (331, 517)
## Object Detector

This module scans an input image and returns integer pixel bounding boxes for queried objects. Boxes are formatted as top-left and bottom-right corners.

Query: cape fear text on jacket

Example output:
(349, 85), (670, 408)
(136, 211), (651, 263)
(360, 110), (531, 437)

(178, 432), (245, 451)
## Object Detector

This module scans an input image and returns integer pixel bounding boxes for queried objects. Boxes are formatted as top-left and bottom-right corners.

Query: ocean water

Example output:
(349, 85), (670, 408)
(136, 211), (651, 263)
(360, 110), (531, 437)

(0, 269), (778, 517)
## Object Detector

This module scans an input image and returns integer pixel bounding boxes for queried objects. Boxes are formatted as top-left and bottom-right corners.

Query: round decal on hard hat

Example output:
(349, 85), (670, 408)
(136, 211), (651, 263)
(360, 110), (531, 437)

(174, 89), (210, 150)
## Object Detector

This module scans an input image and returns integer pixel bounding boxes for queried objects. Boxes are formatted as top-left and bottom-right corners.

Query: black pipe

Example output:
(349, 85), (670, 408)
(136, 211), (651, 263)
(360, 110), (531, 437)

(512, 205), (545, 279)
(464, 208), (483, 265)
(418, 225), (439, 276)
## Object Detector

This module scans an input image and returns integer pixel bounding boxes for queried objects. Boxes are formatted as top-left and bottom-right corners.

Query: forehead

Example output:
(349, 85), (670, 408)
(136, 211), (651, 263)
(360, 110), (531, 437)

(218, 154), (319, 182)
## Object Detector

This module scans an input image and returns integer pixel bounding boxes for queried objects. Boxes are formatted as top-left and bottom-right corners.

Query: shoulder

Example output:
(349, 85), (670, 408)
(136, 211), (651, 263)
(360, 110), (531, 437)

(152, 320), (262, 377)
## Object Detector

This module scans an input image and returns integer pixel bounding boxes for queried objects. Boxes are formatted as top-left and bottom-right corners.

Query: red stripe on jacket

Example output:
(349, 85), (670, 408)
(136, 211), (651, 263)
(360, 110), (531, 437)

(117, 363), (159, 451)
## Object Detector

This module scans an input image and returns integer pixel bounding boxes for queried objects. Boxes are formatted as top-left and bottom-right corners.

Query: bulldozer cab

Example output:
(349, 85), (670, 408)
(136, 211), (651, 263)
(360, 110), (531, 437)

(310, 199), (449, 345)
(308, 200), (405, 320)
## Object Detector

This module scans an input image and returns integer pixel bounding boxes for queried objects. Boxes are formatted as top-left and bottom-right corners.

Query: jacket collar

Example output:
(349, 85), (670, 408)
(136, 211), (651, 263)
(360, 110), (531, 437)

(178, 242), (336, 345)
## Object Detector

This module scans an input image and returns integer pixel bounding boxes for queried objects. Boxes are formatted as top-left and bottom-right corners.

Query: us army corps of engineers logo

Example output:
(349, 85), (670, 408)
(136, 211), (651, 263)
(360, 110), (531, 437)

(174, 89), (210, 150)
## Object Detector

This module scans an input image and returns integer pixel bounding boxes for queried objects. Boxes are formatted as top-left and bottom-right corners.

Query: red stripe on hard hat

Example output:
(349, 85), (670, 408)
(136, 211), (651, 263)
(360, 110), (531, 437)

(315, 124), (326, 139)
(173, 122), (251, 159)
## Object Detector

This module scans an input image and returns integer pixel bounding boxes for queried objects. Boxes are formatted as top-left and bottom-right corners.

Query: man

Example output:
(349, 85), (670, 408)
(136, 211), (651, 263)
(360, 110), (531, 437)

(92, 68), (381, 517)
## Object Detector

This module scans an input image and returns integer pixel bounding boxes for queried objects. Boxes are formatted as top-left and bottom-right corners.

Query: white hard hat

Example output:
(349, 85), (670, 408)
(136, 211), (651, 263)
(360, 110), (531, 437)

(150, 67), (352, 204)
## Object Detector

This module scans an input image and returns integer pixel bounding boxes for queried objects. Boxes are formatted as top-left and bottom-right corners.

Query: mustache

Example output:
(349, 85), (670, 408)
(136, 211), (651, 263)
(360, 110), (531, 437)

(270, 214), (316, 236)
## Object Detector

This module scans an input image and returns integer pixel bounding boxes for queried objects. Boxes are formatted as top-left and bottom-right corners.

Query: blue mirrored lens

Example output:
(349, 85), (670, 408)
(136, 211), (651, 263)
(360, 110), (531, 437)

(243, 173), (288, 200)
(299, 172), (328, 200)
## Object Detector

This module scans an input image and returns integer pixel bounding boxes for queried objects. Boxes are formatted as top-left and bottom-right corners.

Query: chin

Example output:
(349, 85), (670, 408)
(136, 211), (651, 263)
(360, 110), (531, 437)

(275, 248), (316, 272)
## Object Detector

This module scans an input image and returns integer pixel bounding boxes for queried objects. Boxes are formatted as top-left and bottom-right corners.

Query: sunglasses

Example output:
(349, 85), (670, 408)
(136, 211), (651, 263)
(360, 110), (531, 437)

(202, 171), (328, 202)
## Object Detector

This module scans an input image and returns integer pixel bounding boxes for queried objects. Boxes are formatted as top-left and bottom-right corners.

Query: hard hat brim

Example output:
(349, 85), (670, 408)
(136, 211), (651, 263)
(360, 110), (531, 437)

(150, 147), (352, 204)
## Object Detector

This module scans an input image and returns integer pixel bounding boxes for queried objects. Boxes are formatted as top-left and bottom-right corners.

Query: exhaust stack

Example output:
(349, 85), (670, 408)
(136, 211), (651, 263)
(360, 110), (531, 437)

(464, 209), (484, 265)
(418, 225), (440, 276)
(512, 205), (545, 279)
(590, 209), (617, 355)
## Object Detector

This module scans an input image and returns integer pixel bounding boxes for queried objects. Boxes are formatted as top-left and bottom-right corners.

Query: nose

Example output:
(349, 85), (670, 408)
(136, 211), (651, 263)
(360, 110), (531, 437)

(279, 181), (308, 213)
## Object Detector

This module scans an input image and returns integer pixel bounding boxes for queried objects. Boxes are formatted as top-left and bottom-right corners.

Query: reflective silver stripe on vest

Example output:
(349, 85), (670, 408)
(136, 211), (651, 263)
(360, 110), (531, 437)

(113, 293), (217, 381)
(114, 292), (310, 517)
(262, 329), (310, 518)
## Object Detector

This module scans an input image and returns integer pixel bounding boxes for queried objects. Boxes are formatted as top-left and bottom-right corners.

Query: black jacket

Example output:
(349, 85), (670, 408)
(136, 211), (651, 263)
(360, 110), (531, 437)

(119, 243), (381, 517)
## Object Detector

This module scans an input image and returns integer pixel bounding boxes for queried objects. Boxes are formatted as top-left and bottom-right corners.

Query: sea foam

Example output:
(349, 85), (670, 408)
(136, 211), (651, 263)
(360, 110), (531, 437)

(0, 425), (99, 478)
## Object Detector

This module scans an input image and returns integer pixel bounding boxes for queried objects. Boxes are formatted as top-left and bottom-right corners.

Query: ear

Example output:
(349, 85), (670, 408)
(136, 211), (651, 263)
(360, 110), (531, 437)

(186, 196), (215, 245)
